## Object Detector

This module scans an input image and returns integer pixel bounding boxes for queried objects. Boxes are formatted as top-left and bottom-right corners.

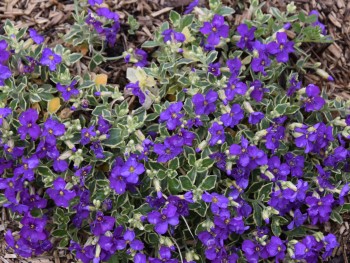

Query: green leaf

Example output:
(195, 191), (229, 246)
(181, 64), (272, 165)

(340, 203), (350, 214)
(271, 218), (282, 236)
(168, 158), (180, 170)
(51, 229), (67, 237)
(180, 15), (194, 29)
(169, 10), (181, 26)
(167, 178), (181, 194)
(217, 6), (235, 16)
(285, 227), (307, 238)
(200, 175), (217, 190)
(69, 53), (83, 64)
(256, 183), (273, 202)
(245, 181), (265, 195)
(179, 176), (194, 191)
(274, 103), (289, 115)
(285, 105), (300, 115)
(102, 128), (126, 148)
(252, 203), (262, 226)
(206, 50), (218, 64)
(330, 210), (343, 224)
(142, 41), (160, 48)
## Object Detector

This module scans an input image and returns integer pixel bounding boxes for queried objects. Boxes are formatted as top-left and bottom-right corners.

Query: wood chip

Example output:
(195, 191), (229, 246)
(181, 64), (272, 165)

(151, 7), (173, 17)
(328, 13), (342, 28)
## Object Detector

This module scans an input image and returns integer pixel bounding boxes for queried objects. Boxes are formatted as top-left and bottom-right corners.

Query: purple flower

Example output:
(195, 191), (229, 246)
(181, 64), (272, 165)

(283, 180), (308, 202)
(200, 15), (229, 46)
(303, 84), (325, 112)
(120, 157), (144, 184)
(70, 242), (95, 263)
(316, 165), (334, 190)
(21, 190), (47, 210)
(42, 118), (65, 145)
(324, 146), (348, 167)
(0, 40), (10, 62)
(147, 204), (179, 234)
(221, 104), (244, 127)
(91, 211), (115, 236)
(266, 32), (294, 62)
(116, 229), (144, 251)
(192, 90), (218, 115)
(285, 153), (304, 178)
(339, 184), (349, 205)
(229, 137), (267, 169)
(293, 235), (323, 261)
(309, 10), (327, 35)
(97, 116), (111, 135)
(56, 80), (79, 101)
(251, 41), (270, 75)
(236, 24), (256, 50)
(53, 158), (69, 173)
(248, 112), (264, 124)
(162, 29), (186, 43)
(134, 49), (149, 67)
(96, 7), (119, 21)
(126, 82), (146, 104)
(159, 102), (183, 130)
(306, 194), (334, 224)
(225, 78), (247, 101)
(250, 80), (268, 102)
(0, 64), (12, 86)
(265, 156), (290, 181)
(81, 126), (96, 145)
(154, 137), (183, 163)
(184, 0), (199, 14)
(90, 140), (105, 159)
(266, 236), (286, 261)
(0, 175), (23, 203)
(174, 129), (195, 147)
(227, 58), (241, 78)
(0, 107), (11, 126)
(5, 230), (32, 257)
(287, 209), (307, 230)
(20, 214), (47, 242)
(40, 48), (62, 71)
(134, 253), (147, 263)
(29, 29), (44, 44)
(88, 0), (103, 5)
(18, 109), (41, 140)
(4, 145), (24, 159)
(208, 62), (221, 76)
(287, 75), (302, 96)
(294, 125), (317, 153)
(202, 192), (229, 214)
(209, 122), (225, 146)
(241, 240), (262, 263)
(149, 246), (177, 263)
(322, 234), (339, 259)
(46, 178), (76, 208)
(14, 155), (39, 182)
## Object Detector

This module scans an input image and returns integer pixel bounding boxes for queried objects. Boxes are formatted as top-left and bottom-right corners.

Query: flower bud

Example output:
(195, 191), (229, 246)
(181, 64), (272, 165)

(316, 68), (334, 81)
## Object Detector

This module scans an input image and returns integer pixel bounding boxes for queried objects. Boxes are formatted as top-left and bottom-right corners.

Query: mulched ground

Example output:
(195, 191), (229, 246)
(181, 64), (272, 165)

(0, 0), (349, 262)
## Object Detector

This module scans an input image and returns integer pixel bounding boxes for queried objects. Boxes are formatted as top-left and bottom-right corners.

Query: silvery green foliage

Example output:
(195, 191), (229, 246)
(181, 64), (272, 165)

(0, 0), (349, 262)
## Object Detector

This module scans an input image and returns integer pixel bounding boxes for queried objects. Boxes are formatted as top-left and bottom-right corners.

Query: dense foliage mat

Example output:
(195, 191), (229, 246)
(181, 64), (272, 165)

(0, 0), (349, 262)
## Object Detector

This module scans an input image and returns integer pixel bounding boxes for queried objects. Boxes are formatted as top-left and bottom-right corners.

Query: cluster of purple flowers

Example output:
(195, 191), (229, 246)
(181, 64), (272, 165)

(85, 6), (120, 46)
(1, 1), (347, 262)
(0, 40), (12, 85)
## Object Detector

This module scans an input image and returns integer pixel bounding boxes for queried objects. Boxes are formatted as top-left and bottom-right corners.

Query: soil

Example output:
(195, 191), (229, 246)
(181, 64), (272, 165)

(0, 0), (349, 262)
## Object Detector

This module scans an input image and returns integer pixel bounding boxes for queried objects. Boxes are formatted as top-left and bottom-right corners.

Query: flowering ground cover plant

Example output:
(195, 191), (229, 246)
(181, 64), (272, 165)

(0, 0), (349, 262)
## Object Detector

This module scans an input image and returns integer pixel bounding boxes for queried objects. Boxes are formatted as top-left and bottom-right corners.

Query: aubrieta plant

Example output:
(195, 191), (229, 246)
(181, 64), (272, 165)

(0, 0), (349, 262)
